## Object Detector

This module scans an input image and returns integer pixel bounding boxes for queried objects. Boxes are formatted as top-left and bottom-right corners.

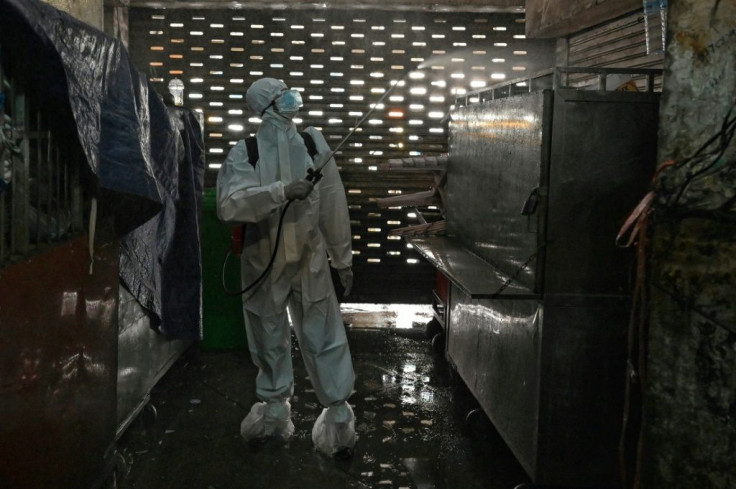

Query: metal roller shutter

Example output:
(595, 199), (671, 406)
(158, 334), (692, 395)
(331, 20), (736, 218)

(566, 10), (665, 89)
(128, 7), (555, 303)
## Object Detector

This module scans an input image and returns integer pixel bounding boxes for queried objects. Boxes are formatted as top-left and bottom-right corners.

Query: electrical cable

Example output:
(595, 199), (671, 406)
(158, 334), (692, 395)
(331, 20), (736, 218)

(616, 99), (736, 489)
(673, 100), (736, 173)
(667, 100), (736, 209)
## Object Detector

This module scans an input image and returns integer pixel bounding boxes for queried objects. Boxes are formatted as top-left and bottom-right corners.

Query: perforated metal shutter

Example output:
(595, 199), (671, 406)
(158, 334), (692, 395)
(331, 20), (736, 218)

(128, 7), (555, 303)
(566, 10), (665, 88)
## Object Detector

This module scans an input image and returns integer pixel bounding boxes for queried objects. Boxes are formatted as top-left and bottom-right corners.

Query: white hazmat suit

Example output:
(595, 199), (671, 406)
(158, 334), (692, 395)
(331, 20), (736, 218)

(216, 77), (356, 457)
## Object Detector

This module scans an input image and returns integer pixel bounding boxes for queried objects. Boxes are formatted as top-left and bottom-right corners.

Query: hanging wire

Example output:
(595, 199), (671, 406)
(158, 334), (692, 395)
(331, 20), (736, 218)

(616, 99), (736, 489)
(665, 100), (736, 210)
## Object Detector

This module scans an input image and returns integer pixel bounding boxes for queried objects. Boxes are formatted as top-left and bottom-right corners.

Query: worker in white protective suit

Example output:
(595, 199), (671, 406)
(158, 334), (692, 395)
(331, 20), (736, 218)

(216, 77), (356, 459)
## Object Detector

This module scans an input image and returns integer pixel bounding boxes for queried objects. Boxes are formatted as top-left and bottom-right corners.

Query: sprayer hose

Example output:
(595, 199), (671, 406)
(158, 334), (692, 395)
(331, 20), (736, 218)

(219, 66), (419, 297)
(221, 199), (293, 296)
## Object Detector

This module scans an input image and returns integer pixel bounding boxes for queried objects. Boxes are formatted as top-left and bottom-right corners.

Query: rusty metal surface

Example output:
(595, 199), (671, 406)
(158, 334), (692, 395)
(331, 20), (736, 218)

(0, 236), (119, 489)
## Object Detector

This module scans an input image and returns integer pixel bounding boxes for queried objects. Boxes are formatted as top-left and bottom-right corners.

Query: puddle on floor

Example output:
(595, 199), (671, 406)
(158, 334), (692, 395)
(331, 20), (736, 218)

(341, 303), (433, 330)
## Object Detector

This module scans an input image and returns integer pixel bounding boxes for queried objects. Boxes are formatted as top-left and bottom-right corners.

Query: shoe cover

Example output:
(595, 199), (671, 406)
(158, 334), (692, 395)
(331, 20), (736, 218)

(312, 402), (356, 457)
(240, 401), (295, 442)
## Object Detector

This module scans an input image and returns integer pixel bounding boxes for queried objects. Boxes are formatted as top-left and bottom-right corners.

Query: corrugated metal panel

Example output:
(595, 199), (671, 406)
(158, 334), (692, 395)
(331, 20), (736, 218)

(525, 0), (642, 38)
(567, 11), (664, 89)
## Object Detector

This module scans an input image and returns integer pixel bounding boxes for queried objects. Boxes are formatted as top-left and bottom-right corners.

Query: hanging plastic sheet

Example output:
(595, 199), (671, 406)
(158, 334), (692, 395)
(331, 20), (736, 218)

(0, 0), (205, 339)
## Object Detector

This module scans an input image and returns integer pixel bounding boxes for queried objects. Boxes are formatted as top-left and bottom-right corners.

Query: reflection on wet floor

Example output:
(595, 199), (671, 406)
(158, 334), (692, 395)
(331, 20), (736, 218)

(341, 303), (434, 330)
(115, 306), (529, 489)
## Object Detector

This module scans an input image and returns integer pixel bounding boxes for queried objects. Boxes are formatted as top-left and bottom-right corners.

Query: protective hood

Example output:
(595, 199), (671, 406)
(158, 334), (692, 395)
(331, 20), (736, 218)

(246, 77), (287, 116)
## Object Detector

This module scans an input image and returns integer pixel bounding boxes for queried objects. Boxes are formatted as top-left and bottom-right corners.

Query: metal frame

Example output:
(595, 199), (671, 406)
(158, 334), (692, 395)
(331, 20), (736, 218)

(0, 70), (85, 269)
(454, 66), (663, 106)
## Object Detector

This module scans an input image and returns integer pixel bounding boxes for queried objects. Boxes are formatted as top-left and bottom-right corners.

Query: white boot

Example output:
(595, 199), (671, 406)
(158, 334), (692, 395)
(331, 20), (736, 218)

(312, 402), (356, 458)
(240, 401), (295, 442)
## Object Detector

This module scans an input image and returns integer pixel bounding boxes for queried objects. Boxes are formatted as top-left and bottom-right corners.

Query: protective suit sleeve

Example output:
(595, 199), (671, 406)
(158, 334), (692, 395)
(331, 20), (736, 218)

(304, 127), (353, 270)
(216, 140), (287, 223)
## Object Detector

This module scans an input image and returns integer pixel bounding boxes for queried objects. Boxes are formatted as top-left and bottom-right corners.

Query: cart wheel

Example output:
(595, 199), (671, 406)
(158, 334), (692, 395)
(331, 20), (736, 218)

(142, 402), (158, 428)
(451, 379), (480, 419)
(424, 318), (442, 340)
(101, 454), (122, 489)
(447, 364), (461, 386)
(101, 469), (117, 489)
(431, 331), (445, 356)
(145, 402), (158, 420)
(114, 450), (129, 482)
(465, 408), (499, 441)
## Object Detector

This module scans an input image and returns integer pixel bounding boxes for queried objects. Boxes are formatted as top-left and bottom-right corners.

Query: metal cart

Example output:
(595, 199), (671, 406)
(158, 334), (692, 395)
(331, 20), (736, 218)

(410, 67), (661, 487)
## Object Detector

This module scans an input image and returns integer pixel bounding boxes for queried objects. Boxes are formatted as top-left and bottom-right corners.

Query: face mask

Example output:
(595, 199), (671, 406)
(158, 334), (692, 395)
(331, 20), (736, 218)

(274, 89), (303, 118)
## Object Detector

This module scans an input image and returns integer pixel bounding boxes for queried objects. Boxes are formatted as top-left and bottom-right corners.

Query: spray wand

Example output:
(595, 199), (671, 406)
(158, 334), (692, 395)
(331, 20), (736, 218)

(223, 64), (430, 296)
(305, 74), (412, 183)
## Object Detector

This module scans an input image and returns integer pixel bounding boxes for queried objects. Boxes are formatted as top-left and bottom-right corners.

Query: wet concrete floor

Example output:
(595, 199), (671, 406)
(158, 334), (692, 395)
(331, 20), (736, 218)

(116, 306), (530, 489)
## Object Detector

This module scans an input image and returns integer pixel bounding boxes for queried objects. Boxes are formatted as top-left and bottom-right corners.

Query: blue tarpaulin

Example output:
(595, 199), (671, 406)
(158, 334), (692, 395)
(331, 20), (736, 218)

(0, 0), (205, 339)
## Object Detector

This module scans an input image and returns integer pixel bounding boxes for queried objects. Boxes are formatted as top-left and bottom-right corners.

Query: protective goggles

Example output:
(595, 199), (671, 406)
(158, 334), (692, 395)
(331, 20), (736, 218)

(261, 89), (303, 116)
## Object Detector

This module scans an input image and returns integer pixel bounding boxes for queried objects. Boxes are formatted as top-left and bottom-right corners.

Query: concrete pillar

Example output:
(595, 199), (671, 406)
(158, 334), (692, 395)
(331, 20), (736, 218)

(643, 0), (736, 487)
